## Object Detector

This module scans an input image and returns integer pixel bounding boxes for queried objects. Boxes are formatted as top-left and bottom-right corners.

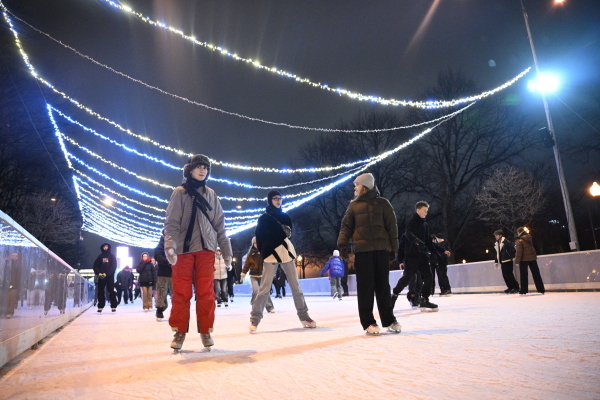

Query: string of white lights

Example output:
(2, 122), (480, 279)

(74, 176), (165, 219)
(50, 105), (375, 189)
(0, 225), (36, 247)
(80, 195), (163, 232)
(5, 10), (484, 133)
(95, 0), (532, 109)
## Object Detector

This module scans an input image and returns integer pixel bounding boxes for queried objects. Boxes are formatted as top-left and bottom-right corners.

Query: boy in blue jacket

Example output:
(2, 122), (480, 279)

(320, 250), (345, 300)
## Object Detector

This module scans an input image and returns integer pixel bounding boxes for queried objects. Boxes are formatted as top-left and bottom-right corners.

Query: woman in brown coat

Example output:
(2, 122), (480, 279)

(514, 227), (545, 295)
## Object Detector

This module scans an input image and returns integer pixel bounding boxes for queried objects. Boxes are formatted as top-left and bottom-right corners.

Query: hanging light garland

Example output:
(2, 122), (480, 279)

(95, 0), (532, 109)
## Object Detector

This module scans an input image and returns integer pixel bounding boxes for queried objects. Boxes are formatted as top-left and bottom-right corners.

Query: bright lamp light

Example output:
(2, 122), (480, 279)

(528, 73), (559, 93)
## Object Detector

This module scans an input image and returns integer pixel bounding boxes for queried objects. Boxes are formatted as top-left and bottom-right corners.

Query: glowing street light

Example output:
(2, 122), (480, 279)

(590, 182), (600, 197)
(521, 0), (579, 251)
(527, 73), (559, 93)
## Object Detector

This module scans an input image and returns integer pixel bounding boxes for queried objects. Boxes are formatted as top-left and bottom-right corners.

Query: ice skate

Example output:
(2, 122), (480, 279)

(333, 293), (338, 300)
(111, 308), (116, 313)
(419, 298), (439, 312)
(224, 302), (228, 308)
(386, 322), (402, 334)
(301, 318), (317, 328)
(201, 332), (214, 349)
(97, 308), (102, 313)
(156, 307), (164, 322)
(409, 295), (420, 309)
(217, 303), (222, 308)
(267, 308), (275, 313)
(365, 324), (380, 336)
(249, 320), (258, 333)
(170, 332), (186, 350)
(441, 291), (452, 297)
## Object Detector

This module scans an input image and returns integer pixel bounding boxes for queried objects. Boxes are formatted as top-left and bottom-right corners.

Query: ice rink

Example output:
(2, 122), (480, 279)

(1, 291), (599, 399)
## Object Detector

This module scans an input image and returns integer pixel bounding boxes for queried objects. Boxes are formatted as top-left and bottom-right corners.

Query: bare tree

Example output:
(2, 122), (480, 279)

(476, 166), (546, 236)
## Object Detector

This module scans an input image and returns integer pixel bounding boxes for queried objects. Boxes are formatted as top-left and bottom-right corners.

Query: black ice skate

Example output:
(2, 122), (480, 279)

(156, 307), (164, 322)
(419, 298), (439, 312)
(408, 294), (420, 309)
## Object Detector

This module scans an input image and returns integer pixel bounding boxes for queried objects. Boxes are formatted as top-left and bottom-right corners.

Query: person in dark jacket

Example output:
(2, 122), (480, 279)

(241, 237), (275, 311)
(1, 252), (22, 318)
(493, 229), (519, 294)
(338, 173), (401, 335)
(515, 227), (545, 295)
(92, 243), (118, 313)
(391, 201), (438, 311)
(320, 250), (345, 300)
(249, 190), (315, 332)
(396, 234), (423, 307)
(430, 234), (452, 296)
(137, 252), (156, 311)
(116, 265), (134, 304)
(274, 265), (287, 298)
(227, 260), (238, 303)
(154, 235), (172, 321)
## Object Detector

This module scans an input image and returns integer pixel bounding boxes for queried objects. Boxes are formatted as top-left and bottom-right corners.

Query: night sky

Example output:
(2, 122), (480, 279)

(2, 0), (599, 258)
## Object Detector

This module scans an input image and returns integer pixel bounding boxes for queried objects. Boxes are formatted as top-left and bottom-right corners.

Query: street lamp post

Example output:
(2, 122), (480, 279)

(520, 0), (579, 251)
(589, 182), (600, 249)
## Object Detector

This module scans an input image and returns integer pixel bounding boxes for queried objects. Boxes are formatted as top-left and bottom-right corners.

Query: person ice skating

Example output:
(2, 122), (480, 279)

(515, 227), (545, 296)
(338, 173), (401, 335)
(274, 266), (286, 298)
(249, 190), (316, 332)
(226, 257), (238, 303)
(136, 252), (156, 311)
(390, 201), (438, 312)
(213, 248), (231, 307)
(430, 234), (452, 296)
(396, 234), (422, 308)
(320, 250), (344, 300)
(493, 229), (519, 294)
(116, 265), (134, 304)
(92, 243), (118, 313)
(154, 234), (173, 321)
(241, 237), (275, 311)
(164, 154), (233, 350)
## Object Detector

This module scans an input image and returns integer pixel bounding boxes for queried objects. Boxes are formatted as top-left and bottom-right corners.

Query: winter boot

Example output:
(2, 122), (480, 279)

(171, 332), (186, 350)
(409, 294), (420, 308)
(156, 307), (164, 321)
(365, 324), (380, 335)
(201, 332), (214, 348)
(419, 297), (439, 312)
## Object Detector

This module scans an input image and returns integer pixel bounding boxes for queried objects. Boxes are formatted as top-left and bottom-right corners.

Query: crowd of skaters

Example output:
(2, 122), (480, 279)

(86, 153), (546, 350)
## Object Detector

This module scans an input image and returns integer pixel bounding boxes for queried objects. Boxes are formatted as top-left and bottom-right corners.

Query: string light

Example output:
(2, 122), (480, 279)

(0, 225), (36, 247)
(79, 195), (163, 232)
(95, 0), (532, 109)
(6, 11), (487, 133)
(50, 106), (377, 189)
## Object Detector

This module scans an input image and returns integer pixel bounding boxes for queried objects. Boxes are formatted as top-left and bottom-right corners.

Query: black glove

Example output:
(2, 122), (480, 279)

(340, 246), (349, 260)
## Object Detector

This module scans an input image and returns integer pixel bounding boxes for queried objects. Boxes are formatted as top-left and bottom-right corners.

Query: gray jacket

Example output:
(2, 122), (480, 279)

(164, 185), (232, 261)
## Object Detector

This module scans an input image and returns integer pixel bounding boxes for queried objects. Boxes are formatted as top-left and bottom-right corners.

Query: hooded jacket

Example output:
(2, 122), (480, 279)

(255, 205), (296, 263)
(338, 187), (398, 254)
(154, 235), (172, 278)
(320, 256), (345, 278)
(136, 253), (156, 287)
(164, 183), (232, 261)
(116, 267), (134, 288)
(515, 233), (537, 264)
(93, 243), (117, 275)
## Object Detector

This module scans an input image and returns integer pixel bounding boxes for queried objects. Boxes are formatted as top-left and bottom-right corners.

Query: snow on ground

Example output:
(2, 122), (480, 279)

(1, 292), (599, 400)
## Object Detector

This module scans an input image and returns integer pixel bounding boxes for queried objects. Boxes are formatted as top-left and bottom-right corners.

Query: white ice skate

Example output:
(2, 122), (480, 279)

(365, 324), (380, 336)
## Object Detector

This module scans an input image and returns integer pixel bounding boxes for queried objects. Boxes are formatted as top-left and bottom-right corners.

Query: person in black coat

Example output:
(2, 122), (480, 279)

(92, 243), (118, 313)
(493, 229), (519, 294)
(136, 252), (157, 311)
(391, 201), (438, 311)
(430, 234), (452, 296)
(154, 235), (172, 321)
(115, 265), (134, 304)
(274, 265), (287, 298)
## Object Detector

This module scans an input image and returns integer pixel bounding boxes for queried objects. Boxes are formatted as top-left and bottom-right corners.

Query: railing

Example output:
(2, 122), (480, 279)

(232, 250), (600, 296)
(0, 211), (95, 368)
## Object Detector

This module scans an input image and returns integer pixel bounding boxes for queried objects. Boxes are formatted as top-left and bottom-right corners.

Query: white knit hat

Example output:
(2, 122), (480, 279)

(333, 250), (340, 257)
(354, 173), (375, 189)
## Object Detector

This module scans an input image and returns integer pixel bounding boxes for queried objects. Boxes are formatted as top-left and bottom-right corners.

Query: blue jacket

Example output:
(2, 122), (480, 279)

(321, 256), (345, 278)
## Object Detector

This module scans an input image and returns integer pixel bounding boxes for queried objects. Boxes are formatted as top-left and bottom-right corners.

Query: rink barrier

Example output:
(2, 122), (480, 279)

(0, 211), (95, 369)
(232, 249), (600, 296)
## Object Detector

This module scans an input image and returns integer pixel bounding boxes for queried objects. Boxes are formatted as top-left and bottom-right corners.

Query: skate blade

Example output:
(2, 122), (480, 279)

(156, 318), (163, 322)
(420, 308), (439, 312)
(366, 332), (380, 336)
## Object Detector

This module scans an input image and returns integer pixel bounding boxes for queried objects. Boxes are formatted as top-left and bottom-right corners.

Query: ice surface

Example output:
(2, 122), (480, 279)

(1, 292), (599, 399)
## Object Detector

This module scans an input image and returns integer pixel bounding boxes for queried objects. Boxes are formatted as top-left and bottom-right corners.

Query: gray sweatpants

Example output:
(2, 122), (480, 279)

(330, 277), (342, 297)
(250, 276), (274, 310)
(250, 260), (309, 324)
(155, 276), (172, 309)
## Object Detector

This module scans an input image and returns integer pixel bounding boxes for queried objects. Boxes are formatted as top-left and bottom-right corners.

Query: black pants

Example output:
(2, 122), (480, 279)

(407, 271), (423, 300)
(432, 262), (451, 294)
(355, 251), (396, 330)
(116, 287), (132, 303)
(501, 261), (519, 291)
(341, 274), (349, 295)
(519, 260), (545, 294)
(97, 275), (118, 309)
(275, 283), (286, 297)
(393, 254), (433, 299)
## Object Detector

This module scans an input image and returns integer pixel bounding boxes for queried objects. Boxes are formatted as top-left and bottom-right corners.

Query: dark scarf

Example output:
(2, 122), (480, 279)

(266, 204), (284, 222)
(182, 178), (213, 252)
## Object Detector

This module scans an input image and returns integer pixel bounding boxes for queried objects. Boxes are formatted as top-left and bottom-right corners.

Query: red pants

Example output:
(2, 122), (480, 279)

(169, 250), (215, 333)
